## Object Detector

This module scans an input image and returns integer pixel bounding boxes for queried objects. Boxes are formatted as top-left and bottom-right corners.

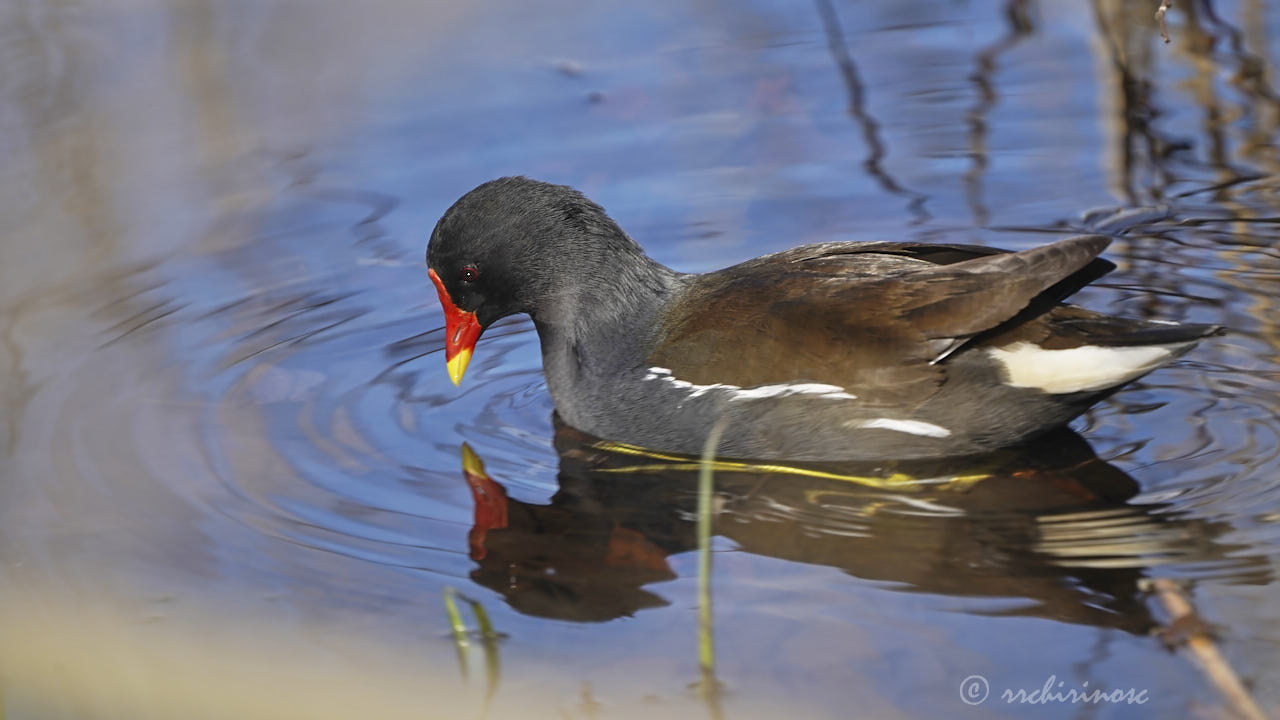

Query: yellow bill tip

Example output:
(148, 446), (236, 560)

(446, 348), (472, 386)
(460, 442), (486, 477)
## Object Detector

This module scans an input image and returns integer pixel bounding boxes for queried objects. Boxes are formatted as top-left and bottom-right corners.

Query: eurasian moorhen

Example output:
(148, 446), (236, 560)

(426, 177), (1221, 461)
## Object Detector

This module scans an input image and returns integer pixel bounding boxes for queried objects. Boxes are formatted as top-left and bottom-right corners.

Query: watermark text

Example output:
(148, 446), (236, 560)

(959, 674), (1149, 706)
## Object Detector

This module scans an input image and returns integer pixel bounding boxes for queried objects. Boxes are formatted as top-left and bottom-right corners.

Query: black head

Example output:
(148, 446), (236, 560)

(426, 176), (644, 329)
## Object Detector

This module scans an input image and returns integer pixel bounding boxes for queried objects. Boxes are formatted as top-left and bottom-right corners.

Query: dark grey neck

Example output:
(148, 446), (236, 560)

(530, 251), (682, 417)
(531, 251), (681, 359)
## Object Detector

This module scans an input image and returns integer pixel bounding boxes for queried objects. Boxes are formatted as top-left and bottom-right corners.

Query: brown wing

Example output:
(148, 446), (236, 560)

(647, 235), (1111, 404)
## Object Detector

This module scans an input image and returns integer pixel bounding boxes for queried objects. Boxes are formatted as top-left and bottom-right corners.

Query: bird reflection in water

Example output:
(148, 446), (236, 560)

(454, 417), (1268, 630)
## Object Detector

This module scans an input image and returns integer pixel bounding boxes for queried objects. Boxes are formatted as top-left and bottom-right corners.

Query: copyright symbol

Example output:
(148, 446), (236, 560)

(959, 675), (989, 705)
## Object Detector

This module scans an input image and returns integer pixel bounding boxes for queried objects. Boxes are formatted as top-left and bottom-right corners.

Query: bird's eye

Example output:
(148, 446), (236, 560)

(460, 265), (479, 283)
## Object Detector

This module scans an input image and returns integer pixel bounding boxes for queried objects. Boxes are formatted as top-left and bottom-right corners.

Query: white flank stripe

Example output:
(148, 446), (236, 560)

(848, 418), (952, 438)
(731, 383), (858, 400)
(986, 341), (1176, 394)
(643, 367), (857, 401)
